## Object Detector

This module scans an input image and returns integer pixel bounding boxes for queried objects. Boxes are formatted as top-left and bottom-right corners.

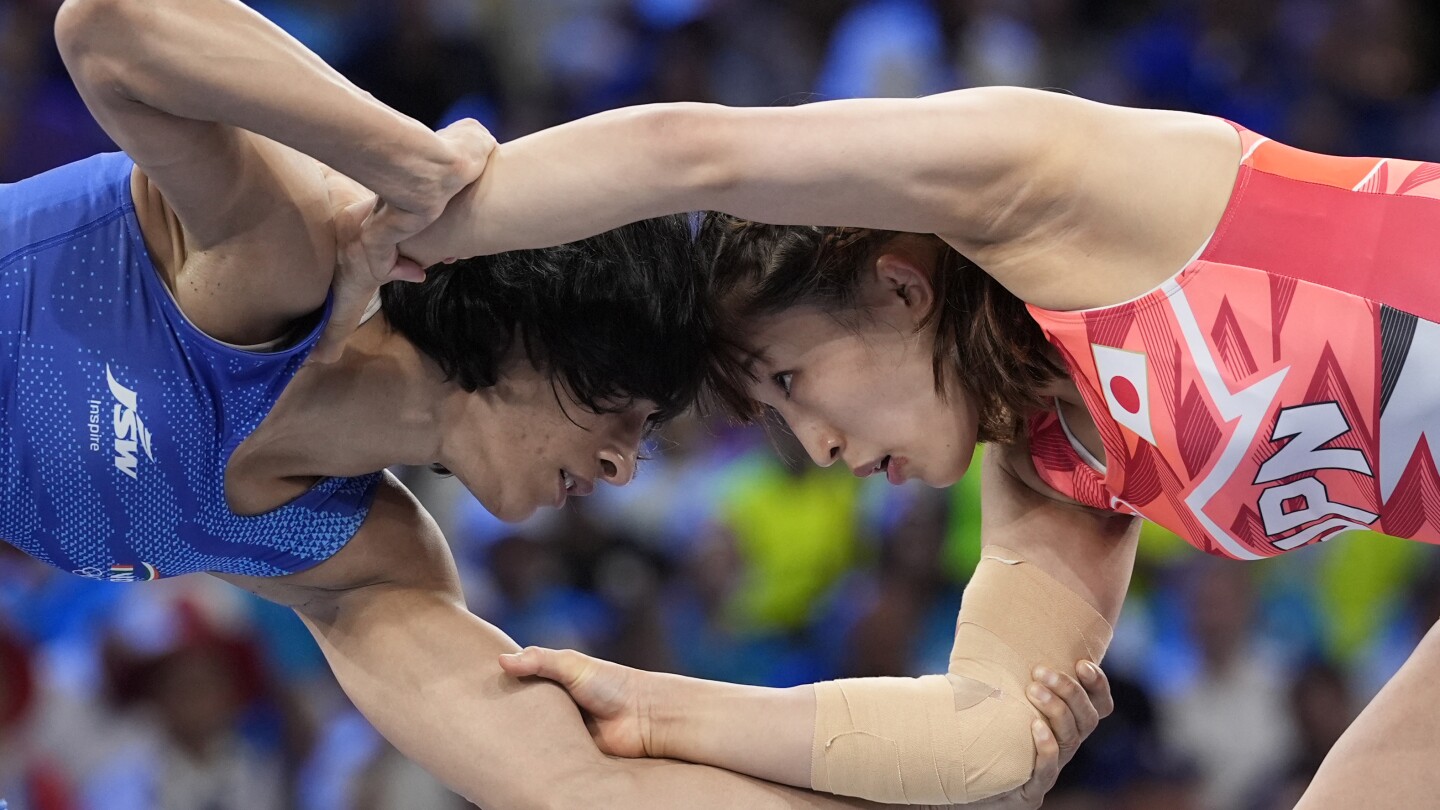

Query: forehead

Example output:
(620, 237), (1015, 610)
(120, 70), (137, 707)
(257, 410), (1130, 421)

(744, 306), (885, 372)
(746, 307), (850, 358)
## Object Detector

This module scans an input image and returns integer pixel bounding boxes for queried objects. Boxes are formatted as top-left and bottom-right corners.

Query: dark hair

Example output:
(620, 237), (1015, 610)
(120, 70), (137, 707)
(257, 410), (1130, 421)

(381, 215), (710, 425)
(699, 214), (1064, 444)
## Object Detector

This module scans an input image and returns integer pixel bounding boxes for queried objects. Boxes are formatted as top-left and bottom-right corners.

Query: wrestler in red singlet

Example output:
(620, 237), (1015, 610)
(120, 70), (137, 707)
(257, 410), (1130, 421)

(1028, 122), (1440, 560)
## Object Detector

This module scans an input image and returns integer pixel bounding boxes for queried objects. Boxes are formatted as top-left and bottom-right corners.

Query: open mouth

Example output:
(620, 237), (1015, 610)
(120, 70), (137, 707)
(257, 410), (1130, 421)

(885, 456), (906, 485)
(557, 469), (594, 505)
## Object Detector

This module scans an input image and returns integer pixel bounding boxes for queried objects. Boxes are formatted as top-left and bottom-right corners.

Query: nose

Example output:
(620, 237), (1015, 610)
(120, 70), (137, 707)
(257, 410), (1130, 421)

(794, 419), (844, 468)
(598, 408), (651, 487)
(597, 447), (637, 486)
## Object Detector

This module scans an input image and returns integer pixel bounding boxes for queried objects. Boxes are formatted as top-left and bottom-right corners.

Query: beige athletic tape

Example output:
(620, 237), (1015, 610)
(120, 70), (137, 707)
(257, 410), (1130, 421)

(811, 547), (1113, 804)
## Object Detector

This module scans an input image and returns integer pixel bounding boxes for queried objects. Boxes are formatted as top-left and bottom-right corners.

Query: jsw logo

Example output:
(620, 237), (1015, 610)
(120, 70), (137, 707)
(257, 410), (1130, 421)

(106, 365), (154, 479)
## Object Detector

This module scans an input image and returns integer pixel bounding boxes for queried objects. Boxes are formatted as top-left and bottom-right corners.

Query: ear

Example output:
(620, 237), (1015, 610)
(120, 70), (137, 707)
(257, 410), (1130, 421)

(866, 251), (938, 327)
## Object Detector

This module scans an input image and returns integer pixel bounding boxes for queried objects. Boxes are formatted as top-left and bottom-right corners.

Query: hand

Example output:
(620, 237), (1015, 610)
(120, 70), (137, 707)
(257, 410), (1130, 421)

(379, 117), (497, 227)
(306, 120), (490, 364)
(1037, 660), (1112, 770)
(499, 646), (655, 759)
(957, 660), (1114, 810)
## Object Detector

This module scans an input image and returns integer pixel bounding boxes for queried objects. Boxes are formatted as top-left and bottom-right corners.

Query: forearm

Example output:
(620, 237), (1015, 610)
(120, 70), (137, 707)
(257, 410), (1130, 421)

(56, 0), (453, 210)
(299, 583), (926, 810)
(635, 545), (1121, 804)
(595, 758), (948, 810)
(645, 673), (815, 788)
(401, 88), (1078, 267)
(402, 103), (714, 265)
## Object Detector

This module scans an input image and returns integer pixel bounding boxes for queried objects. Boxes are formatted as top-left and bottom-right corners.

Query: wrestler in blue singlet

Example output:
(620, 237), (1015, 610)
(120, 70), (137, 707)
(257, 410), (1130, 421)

(0, 153), (379, 582)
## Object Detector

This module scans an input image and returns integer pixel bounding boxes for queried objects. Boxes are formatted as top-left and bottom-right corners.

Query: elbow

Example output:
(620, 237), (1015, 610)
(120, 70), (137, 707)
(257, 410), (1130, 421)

(55, 0), (129, 58)
(54, 0), (140, 92)
(938, 698), (1039, 801)
(813, 674), (1039, 804)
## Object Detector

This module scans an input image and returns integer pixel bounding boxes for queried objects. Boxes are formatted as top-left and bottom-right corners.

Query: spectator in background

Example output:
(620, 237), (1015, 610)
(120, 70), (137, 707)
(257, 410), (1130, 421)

(1159, 559), (1297, 810)
(8, 1), (1440, 806)
(718, 429), (862, 642)
(79, 595), (286, 810)
(1250, 660), (1358, 810)
(0, 626), (74, 810)
(1047, 677), (1201, 810)
(833, 488), (962, 678)
(817, 0), (953, 99)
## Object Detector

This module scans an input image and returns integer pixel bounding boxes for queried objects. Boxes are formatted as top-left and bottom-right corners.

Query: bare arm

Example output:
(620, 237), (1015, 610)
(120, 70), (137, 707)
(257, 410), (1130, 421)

(219, 474), (968, 809)
(508, 448), (1137, 800)
(404, 90), (1240, 311)
(53, 0), (486, 344)
(403, 88), (1075, 265)
(54, 0), (466, 227)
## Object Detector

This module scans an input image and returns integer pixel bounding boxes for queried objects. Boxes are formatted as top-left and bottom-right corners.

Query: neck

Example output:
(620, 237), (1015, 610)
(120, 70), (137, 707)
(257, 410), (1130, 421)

(253, 317), (455, 477)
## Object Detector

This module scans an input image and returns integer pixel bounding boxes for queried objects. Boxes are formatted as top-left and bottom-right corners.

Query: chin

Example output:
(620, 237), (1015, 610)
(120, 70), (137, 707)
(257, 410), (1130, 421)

(929, 453), (976, 488)
(491, 499), (541, 523)
(467, 484), (540, 523)
(925, 472), (963, 489)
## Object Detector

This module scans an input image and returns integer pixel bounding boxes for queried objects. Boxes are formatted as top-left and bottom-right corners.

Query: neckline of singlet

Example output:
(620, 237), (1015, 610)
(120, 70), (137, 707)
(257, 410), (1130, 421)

(360, 292), (382, 325)
(146, 263), (300, 353)
(1054, 399), (1107, 474)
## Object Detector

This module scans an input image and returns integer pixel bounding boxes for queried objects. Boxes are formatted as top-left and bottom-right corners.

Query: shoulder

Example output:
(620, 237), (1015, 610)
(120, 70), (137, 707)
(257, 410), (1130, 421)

(973, 104), (1242, 310)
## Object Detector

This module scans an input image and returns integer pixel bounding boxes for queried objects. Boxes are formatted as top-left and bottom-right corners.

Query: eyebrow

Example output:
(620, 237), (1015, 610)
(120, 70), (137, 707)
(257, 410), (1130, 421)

(739, 347), (770, 379)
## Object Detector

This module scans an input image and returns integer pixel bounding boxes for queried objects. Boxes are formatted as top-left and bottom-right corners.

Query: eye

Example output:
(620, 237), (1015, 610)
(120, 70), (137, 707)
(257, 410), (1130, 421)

(772, 371), (794, 399)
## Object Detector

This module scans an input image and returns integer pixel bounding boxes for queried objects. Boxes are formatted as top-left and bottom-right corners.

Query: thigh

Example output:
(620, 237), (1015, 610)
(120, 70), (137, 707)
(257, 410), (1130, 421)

(1295, 619), (1440, 808)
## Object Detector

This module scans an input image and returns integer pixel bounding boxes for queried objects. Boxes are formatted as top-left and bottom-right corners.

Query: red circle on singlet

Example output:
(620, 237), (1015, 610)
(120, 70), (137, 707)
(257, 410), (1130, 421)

(1109, 376), (1141, 414)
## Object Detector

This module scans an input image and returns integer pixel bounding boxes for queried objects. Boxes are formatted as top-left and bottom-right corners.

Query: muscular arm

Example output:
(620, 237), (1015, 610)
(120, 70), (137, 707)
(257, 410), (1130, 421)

(404, 90), (1240, 311)
(403, 87), (1072, 265)
(54, 0), (460, 229)
(219, 474), (956, 810)
(53, 0), (476, 343)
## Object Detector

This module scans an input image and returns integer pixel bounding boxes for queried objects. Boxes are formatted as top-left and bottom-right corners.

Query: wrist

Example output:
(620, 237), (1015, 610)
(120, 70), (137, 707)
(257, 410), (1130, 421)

(399, 172), (485, 267)
(640, 670), (694, 760)
(360, 116), (460, 214)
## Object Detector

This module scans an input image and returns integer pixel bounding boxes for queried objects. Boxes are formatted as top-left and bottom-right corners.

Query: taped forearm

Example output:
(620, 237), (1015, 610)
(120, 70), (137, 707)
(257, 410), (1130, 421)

(811, 547), (1113, 805)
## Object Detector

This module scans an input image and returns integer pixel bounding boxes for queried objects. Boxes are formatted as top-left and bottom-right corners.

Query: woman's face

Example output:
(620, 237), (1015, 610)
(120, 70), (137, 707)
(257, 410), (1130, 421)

(439, 354), (657, 522)
(743, 249), (980, 488)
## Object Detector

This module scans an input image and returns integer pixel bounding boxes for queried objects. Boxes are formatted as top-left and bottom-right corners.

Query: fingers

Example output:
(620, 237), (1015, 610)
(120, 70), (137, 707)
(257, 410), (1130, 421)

(1026, 674), (1079, 756)
(311, 197), (429, 364)
(363, 200), (433, 267)
(1077, 659), (1114, 720)
(1016, 719), (1061, 807)
(310, 200), (377, 364)
(437, 117), (498, 188)
(498, 647), (594, 690)
(497, 646), (544, 677)
(1036, 666), (1101, 747)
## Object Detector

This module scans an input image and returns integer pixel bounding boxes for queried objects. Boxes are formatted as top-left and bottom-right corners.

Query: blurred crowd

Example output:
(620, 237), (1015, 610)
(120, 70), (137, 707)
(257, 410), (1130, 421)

(4, 0), (1440, 808)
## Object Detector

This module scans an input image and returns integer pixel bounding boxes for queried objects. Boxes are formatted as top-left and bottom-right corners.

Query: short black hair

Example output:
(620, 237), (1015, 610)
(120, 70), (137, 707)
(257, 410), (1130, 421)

(381, 215), (709, 425)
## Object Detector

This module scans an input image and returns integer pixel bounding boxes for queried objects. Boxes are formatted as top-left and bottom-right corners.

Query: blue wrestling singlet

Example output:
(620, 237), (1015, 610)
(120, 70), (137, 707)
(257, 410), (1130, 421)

(0, 153), (380, 582)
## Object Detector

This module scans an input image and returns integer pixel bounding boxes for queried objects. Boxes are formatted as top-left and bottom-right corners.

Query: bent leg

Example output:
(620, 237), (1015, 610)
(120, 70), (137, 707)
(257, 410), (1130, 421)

(1295, 619), (1440, 808)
